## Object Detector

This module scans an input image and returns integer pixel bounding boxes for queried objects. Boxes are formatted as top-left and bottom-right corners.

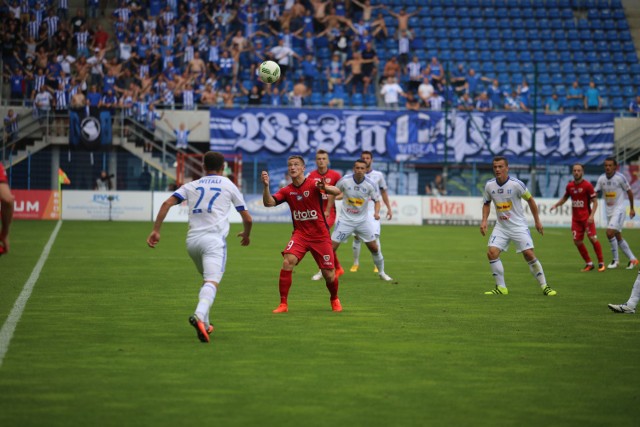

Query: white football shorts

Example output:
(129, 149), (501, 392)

(186, 233), (227, 283)
(488, 225), (534, 253)
(606, 208), (627, 232)
(333, 219), (377, 243)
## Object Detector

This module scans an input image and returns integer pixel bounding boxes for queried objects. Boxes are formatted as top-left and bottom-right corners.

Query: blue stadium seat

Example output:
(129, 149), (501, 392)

(556, 40), (569, 52)
(573, 51), (586, 63)
(611, 97), (625, 111)
(364, 93), (377, 107)
(562, 62), (575, 74)
(602, 63), (616, 74)
(467, 50), (479, 62)
(351, 93), (363, 106)
(626, 52), (639, 64)
(519, 51), (532, 62)
(516, 40), (528, 51)
(445, 17), (460, 29)
(310, 92), (323, 106)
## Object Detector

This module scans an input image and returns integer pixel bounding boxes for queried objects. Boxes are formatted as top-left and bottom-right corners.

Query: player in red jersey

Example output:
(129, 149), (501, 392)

(0, 163), (14, 254)
(261, 155), (343, 313)
(307, 149), (344, 281)
(551, 163), (605, 271)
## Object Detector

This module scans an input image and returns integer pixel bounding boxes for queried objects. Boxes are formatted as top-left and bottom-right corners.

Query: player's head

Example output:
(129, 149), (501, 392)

(353, 159), (367, 179)
(203, 151), (225, 173)
(361, 151), (373, 169)
(604, 156), (617, 177)
(492, 156), (509, 181)
(572, 163), (584, 181)
(315, 149), (329, 171)
(287, 155), (306, 178)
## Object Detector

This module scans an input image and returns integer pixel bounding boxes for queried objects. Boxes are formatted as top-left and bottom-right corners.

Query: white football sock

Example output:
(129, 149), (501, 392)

(489, 258), (506, 288)
(609, 237), (619, 262)
(352, 238), (361, 265)
(618, 239), (636, 261)
(627, 272), (640, 309)
(195, 283), (217, 326)
(371, 250), (384, 273)
(528, 258), (548, 287)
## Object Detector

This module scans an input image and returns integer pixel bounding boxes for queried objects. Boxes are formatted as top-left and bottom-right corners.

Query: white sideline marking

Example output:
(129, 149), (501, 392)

(0, 220), (62, 368)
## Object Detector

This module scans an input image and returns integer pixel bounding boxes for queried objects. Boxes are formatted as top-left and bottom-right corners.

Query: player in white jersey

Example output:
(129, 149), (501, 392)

(351, 151), (393, 273)
(594, 157), (638, 269)
(333, 160), (394, 281)
(480, 156), (557, 296)
(147, 152), (252, 343)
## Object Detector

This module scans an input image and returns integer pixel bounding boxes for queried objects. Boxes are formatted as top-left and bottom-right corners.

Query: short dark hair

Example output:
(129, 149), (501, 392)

(354, 159), (367, 167)
(203, 151), (225, 172)
(287, 155), (305, 165)
(604, 156), (617, 166)
(492, 156), (508, 166)
(361, 150), (373, 157)
(316, 149), (329, 156)
(572, 163), (584, 171)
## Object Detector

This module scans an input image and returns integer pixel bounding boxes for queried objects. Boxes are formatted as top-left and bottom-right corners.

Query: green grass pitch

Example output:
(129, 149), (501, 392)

(0, 220), (638, 427)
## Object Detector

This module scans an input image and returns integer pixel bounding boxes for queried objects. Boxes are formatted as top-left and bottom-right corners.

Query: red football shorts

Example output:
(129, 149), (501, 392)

(282, 231), (335, 269)
(572, 219), (597, 241)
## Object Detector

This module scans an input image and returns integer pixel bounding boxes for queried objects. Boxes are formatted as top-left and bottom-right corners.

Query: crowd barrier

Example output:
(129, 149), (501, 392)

(12, 190), (640, 230)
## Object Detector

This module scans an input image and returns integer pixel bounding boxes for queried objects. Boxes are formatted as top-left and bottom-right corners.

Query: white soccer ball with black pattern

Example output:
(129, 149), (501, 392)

(259, 60), (281, 84)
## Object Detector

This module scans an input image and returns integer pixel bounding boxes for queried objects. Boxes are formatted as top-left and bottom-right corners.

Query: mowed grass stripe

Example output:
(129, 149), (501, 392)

(0, 221), (638, 427)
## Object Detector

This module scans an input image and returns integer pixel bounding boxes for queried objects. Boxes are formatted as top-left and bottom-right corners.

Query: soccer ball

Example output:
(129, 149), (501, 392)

(259, 60), (281, 84)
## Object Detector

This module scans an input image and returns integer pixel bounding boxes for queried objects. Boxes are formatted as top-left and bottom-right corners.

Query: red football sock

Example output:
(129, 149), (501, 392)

(279, 269), (292, 303)
(326, 277), (339, 300)
(593, 240), (604, 264)
(576, 242), (591, 263)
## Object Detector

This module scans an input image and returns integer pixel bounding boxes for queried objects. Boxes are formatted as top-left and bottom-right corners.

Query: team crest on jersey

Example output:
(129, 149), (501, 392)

(296, 195), (303, 200)
(498, 188), (504, 193)
(304, 191), (309, 197)
(323, 255), (330, 262)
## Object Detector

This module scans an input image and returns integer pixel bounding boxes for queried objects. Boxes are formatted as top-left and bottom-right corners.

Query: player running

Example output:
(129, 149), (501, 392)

(550, 163), (605, 272)
(147, 152), (253, 343)
(351, 151), (392, 273)
(262, 155), (343, 313)
(0, 162), (14, 255)
(480, 156), (557, 296)
(333, 160), (394, 281)
(309, 149), (344, 281)
(594, 157), (638, 269)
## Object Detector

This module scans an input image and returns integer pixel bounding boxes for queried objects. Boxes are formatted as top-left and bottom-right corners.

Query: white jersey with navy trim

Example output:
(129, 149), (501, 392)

(336, 174), (380, 223)
(173, 174), (246, 239)
(365, 169), (387, 214)
(595, 172), (631, 217)
(483, 176), (532, 230)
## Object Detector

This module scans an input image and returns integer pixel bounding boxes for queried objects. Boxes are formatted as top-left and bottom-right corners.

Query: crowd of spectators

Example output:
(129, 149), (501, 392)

(0, 0), (639, 119)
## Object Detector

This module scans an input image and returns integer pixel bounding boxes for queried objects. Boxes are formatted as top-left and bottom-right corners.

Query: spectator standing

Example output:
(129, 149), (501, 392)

(584, 81), (602, 111)
(380, 76), (406, 110)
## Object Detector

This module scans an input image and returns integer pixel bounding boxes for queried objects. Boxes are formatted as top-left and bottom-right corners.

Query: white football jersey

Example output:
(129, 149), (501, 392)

(336, 174), (379, 223)
(365, 169), (387, 214)
(483, 176), (532, 230)
(594, 172), (631, 216)
(173, 174), (247, 239)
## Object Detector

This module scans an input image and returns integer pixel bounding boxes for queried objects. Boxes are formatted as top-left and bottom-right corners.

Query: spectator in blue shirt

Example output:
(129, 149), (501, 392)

(566, 81), (584, 111)
(545, 93), (564, 113)
(628, 96), (640, 115)
(584, 81), (601, 111)
(87, 85), (102, 107)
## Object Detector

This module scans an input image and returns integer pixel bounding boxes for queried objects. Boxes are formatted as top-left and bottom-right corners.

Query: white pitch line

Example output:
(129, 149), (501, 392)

(0, 220), (62, 368)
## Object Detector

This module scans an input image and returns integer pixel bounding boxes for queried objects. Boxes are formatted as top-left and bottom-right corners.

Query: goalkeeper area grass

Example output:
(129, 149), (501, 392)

(0, 220), (638, 427)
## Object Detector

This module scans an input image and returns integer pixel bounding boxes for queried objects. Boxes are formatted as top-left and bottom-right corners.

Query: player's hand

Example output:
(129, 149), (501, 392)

(374, 212), (380, 220)
(261, 171), (270, 186)
(587, 216), (594, 225)
(386, 210), (392, 220)
(550, 205), (557, 212)
(147, 231), (160, 248)
(316, 177), (326, 190)
(480, 221), (487, 236)
(324, 210), (330, 218)
(630, 208), (636, 219)
(237, 232), (250, 246)
(535, 221), (544, 235)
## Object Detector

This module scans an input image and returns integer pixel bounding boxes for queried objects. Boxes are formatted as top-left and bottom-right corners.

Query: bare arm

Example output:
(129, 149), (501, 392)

(236, 210), (252, 246)
(147, 195), (180, 247)
(627, 189), (635, 219)
(380, 188), (392, 219)
(261, 171), (277, 207)
(527, 196), (544, 235)
(550, 194), (569, 211)
(373, 200), (381, 221)
(480, 202), (491, 236)
(589, 196), (598, 224)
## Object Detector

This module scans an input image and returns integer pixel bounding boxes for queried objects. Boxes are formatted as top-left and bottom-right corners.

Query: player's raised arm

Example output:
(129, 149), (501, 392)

(261, 171), (277, 207)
